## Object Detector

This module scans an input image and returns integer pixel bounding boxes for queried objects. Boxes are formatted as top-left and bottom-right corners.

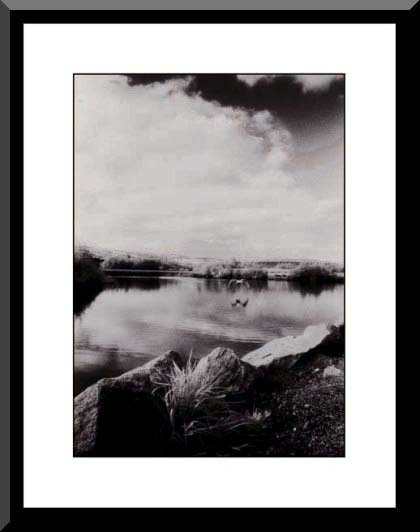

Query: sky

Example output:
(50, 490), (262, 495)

(75, 74), (344, 262)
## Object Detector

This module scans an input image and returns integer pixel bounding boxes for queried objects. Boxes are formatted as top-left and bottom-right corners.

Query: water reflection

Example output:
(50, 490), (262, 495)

(74, 277), (344, 396)
(74, 285), (103, 317)
(107, 277), (178, 293)
(287, 281), (340, 298)
(202, 278), (269, 293)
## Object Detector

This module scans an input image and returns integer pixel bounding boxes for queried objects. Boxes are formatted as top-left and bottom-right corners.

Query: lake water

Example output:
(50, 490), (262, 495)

(74, 277), (344, 396)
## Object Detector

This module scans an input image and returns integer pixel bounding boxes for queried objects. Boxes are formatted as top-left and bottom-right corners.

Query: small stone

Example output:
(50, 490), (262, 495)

(323, 365), (343, 378)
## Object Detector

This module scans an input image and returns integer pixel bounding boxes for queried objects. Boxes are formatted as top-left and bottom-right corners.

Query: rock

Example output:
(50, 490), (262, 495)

(142, 350), (185, 374)
(306, 324), (344, 357)
(74, 378), (171, 457)
(74, 380), (101, 455)
(243, 324), (330, 368)
(194, 347), (258, 394)
(293, 324), (344, 368)
(323, 365), (343, 378)
(74, 351), (183, 456)
(116, 350), (185, 391)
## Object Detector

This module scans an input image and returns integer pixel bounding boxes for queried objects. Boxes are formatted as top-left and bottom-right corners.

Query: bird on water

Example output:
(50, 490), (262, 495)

(228, 279), (250, 289)
(231, 298), (249, 308)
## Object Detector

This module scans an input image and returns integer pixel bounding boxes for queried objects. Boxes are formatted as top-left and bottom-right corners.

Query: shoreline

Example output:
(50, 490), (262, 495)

(103, 270), (344, 284)
(74, 323), (344, 457)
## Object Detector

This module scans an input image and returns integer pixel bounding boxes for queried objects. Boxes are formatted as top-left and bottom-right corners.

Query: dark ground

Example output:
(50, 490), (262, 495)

(180, 352), (344, 458)
(261, 356), (344, 457)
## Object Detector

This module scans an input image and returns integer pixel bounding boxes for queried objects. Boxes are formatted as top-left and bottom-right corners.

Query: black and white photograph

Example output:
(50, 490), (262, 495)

(4, 6), (399, 512)
(73, 73), (345, 457)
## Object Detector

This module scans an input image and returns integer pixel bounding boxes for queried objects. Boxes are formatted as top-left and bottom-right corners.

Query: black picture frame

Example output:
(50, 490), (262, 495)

(7, 7), (403, 518)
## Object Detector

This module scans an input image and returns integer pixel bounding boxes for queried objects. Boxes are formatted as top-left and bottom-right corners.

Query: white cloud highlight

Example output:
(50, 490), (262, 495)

(75, 75), (343, 261)
(237, 74), (342, 93)
(236, 75), (278, 87)
(294, 74), (342, 92)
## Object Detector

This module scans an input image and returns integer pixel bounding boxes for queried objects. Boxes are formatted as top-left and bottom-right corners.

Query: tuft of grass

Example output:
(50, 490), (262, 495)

(181, 408), (273, 456)
(151, 353), (226, 426)
(183, 408), (271, 437)
(151, 354), (272, 455)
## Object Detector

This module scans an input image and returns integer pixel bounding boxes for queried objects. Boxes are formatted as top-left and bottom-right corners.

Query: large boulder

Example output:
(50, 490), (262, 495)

(242, 324), (330, 368)
(74, 378), (171, 456)
(303, 324), (344, 357)
(74, 351), (183, 456)
(194, 347), (258, 394)
(74, 380), (101, 455)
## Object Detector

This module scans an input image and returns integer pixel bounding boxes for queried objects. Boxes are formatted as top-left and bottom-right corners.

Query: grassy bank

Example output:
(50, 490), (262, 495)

(189, 260), (343, 284)
(105, 256), (188, 272)
(80, 249), (343, 284)
(75, 249), (344, 294)
(288, 263), (344, 284)
(191, 259), (268, 280)
(74, 250), (106, 314)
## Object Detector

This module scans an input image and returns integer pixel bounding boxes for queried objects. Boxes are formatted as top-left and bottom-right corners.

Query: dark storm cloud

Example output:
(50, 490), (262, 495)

(126, 73), (344, 139)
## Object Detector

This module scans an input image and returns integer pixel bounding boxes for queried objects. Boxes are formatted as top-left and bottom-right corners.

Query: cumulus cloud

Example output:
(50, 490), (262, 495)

(237, 73), (342, 93)
(75, 75), (343, 261)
